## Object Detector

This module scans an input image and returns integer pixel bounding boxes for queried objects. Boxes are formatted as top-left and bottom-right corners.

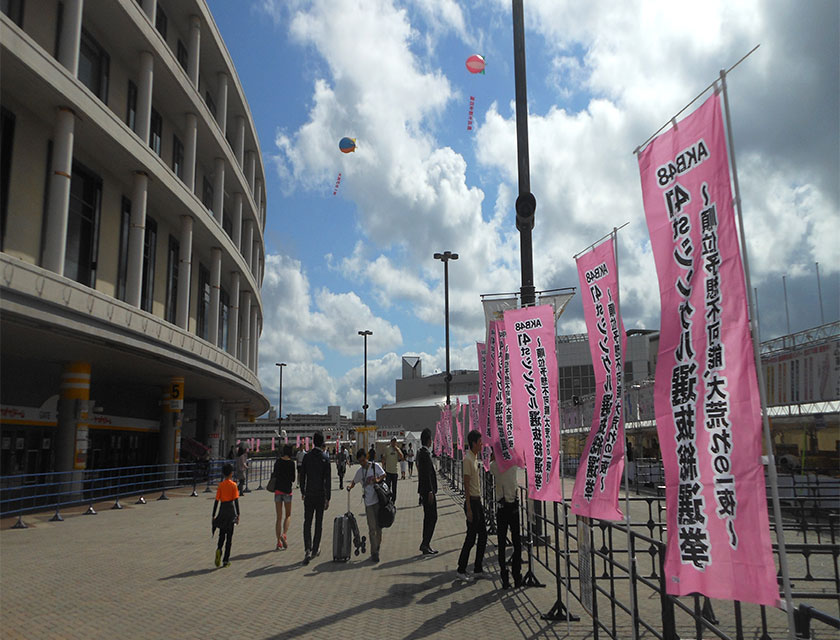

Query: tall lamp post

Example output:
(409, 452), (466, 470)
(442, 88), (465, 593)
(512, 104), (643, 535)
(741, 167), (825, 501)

(434, 251), (458, 487)
(358, 330), (373, 452)
(275, 362), (286, 437)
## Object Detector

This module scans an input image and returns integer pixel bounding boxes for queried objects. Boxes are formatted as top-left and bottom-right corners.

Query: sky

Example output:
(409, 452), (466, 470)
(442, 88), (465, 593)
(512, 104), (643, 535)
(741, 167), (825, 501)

(206, 0), (840, 417)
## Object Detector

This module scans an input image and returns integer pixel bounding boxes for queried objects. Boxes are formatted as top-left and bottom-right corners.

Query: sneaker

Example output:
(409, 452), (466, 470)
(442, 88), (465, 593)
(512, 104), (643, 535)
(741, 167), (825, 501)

(303, 552), (311, 566)
(473, 568), (486, 579)
(281, 534), (288, 549)
(456, 571), (474, 583)
(222, 561), (231, 568)
(371, 553), (380, 563)
(513, 575), (523, 588)
(215, 549), (221, 567)
(420, 546), (438, 555)
(312, 548), (321, 558)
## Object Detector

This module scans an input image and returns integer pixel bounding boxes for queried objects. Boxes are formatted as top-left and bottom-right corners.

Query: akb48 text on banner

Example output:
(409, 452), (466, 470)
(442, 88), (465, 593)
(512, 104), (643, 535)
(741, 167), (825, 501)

(571, 237), (627, 521)
(638, 93), (777, 606)
(504, 305), (563, 501)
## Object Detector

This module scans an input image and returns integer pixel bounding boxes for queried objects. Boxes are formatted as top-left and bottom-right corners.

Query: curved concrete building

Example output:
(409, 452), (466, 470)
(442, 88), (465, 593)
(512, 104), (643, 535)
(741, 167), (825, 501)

(0, 0), (268, 475)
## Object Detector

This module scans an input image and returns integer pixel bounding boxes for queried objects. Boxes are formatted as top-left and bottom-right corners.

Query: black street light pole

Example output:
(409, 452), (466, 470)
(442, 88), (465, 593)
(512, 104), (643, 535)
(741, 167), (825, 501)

(358, 330), (372, 452)
(275, 362), (286, 436)
(434, 251), (458, 487)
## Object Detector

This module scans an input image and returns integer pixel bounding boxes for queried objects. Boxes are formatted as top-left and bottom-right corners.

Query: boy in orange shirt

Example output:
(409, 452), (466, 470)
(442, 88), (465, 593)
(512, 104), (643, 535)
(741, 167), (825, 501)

(212, 463), (240, 567)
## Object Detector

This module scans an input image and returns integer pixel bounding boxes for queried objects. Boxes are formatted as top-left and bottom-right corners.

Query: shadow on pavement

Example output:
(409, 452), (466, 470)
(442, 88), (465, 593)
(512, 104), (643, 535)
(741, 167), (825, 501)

(159, 567), (218, 581)
(373, 548), (457, 571)
(230, 549), (276, 562)
(245, 562), (302, 578)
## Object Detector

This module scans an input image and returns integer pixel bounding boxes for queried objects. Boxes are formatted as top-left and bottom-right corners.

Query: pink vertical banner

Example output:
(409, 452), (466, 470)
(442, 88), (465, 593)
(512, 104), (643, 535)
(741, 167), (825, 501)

(456, 412), (464, 451)
(477, 342), (494, 441)
(441, 406), (454, 457)
(284, 433), (288, 445)
(305, 437), (310, 451)
(571, 237), (627, 520)
(638, 92), (777, 606)
(489, 320), (523, 472)
(468, 394), (480, 434)
(433, 421), (442, 456)
(504, 305), (563, 501)
(295, 434), (300, 448)
(256, 438), (261, 452)
(481, 445), (491, 472)
(271, 437), (275, 452)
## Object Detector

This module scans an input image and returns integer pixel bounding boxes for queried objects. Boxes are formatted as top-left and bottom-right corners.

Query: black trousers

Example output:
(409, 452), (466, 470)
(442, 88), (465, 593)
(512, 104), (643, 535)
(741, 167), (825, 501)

(386, 472), (398, 503)
(420, 492), (437, 548)
(337, 469), (345, 489)
(497, 500), (522, 580)
(303, 494), (325, 554)
(457, 497), (487, 573)
(217, 524), (234, 563)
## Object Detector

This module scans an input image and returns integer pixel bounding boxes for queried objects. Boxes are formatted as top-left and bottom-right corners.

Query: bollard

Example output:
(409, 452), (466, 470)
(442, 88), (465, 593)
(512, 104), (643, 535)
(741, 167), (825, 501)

(49, 506), (64, 522)
(11, 514), (28, 529)
(84, 502), (97, 515)
(157, 489), (169, 501)
(136, 495), (146, 504)
(111, 496), (123, 510)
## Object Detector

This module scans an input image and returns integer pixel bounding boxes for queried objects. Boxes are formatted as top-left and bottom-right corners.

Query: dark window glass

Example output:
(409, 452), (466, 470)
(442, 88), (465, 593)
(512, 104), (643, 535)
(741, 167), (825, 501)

(140, 216), (157, 313)
(219, 288), (229, 351)
(78, 29), (109, 103)
(204, 90), (216, 118)
(222, 206), (232, 239)
(155, 5), (167, 40)
(116, 197), (131, 301)
(149, 108), (162, 156)
(126, 80), (137, 132)
(1, 0), (24, 27)
(202, 175), (213, 213)
(65, 162), (101, 288)
(177, 40), (188, 71)
(1, 106), (15, 249)
(197, 263), (210, 340)
(172, 134), (183, 179)
(165, 235), (179, 324)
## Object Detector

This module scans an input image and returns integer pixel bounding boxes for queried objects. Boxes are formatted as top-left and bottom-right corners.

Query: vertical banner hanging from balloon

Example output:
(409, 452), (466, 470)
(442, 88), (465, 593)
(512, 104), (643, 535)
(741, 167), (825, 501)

(489, 320), (523, 471)
(332, 173), (342, 196)
(467, 96), (475, 131)
(504, 304), (563, 501)
(638, 92), (777, 606)
(571, 237), (627, 521)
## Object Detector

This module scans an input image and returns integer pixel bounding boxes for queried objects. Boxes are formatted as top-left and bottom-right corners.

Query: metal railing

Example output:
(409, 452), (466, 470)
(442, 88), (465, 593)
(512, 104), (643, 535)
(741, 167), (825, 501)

(436, 452), (840, 639)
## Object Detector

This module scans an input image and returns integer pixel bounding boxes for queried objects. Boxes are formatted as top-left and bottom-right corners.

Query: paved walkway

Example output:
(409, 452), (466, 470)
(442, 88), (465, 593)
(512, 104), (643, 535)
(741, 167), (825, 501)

(1, 469), (586, 640)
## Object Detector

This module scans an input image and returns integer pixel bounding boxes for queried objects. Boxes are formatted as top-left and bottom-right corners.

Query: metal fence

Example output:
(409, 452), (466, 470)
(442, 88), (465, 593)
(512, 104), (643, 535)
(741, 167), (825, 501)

(436, 452), (840, 639)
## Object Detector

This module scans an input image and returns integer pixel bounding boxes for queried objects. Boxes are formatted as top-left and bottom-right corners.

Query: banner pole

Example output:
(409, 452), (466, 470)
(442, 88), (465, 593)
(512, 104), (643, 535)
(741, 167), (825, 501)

(719, 68), (795, 637)
(613, 227), (639, 640)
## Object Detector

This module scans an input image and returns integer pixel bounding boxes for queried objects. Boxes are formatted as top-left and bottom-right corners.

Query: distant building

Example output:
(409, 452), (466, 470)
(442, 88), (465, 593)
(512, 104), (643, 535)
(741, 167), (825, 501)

(234, 406), (364, 451)
(376, 356), (478, 434)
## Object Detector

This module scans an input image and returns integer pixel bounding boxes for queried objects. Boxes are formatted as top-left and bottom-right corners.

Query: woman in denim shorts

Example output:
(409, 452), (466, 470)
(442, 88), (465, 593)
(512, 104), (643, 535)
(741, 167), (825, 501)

(273, 445), (296, 549)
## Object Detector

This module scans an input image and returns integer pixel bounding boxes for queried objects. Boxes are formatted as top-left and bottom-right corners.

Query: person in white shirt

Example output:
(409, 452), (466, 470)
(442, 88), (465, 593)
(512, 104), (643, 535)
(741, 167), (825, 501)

(490, 450), (522, 589)
(347, 448), (386, 563)
(456, 430), (487, 582)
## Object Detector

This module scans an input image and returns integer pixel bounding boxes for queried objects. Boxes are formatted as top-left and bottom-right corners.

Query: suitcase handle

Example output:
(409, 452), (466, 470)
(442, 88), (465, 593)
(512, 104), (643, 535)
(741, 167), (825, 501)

(347, 485), (351, 513)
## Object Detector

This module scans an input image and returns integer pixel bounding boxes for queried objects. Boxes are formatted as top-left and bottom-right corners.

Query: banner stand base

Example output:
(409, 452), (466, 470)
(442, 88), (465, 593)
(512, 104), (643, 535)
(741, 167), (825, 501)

(521, 569), (545, 588)
(541, 599), (579, 622)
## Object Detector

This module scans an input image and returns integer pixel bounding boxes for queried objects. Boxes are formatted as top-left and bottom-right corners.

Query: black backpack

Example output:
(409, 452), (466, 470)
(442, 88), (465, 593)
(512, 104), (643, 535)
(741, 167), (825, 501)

(369, 465), (396, 528)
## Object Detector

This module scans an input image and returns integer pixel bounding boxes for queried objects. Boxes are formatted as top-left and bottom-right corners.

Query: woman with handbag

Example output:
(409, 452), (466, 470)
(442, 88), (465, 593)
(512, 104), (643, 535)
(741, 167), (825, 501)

(272, 444), (296, 549)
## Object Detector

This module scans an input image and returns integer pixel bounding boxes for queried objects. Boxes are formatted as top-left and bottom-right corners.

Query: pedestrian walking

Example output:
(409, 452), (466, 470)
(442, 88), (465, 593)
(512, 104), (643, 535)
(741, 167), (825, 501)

(234, 445), (248, 494)
(211, 463), (240, 568)
(383, 437), (404, 503)
(416, 428), (438, 555)
(456, 430), (487, 582)
(400, 452), (407, 480)
(347, 448), (386, 563)
(368, 445), (376, 466)
(295, 446), (305, 488)
(300, 431), (331, 565)
(490, 451), (522, 589)
(273, 444), (296, 550)
(336, 445), (348, 489)
(406, 444), (415, 478)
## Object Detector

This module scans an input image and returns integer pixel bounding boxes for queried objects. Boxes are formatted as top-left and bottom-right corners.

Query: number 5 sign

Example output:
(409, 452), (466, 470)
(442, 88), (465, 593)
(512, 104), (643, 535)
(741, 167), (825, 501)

(169, 377), (184, 411)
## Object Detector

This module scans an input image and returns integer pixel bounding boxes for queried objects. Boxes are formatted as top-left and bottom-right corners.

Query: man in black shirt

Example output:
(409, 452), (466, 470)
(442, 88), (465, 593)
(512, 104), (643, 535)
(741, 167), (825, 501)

(336, 445), (348, 489)
(416, 428), (439, 555)
(300, 431), (331, 565)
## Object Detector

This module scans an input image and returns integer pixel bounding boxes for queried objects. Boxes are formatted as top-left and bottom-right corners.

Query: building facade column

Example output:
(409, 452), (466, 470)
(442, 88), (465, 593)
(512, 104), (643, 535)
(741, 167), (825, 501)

(228, 271), (240, 357)
(188, 15), (201, 88)
(254, 179), (262, 223)
(136, 51), (154, 144)
(43, 107), (75, 275)
(232, 192), (243, 251)
(141, 0), (156, 21)
(57, 0), (83, 76)
(234, 116), (245, 168)
(243, 221), (254, 272)
(55, 362), (91, 473)
(239, 291), (251, 368)
(250, 306), (259, 374)
(125, 171), (149, 308)
(212, 158), (225, 226)
(245, 150), (255, 194)
(176, 215), (193, 329)
(208, 247), (222, 346)
(206, 398), (222, 459)
(216, 72), (228, 136)
(184, 113), (197, 192)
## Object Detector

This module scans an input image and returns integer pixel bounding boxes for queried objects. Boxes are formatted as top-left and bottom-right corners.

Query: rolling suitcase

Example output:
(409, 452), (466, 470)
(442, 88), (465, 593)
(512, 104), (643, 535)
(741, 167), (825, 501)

(333, 490), (366, 562)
